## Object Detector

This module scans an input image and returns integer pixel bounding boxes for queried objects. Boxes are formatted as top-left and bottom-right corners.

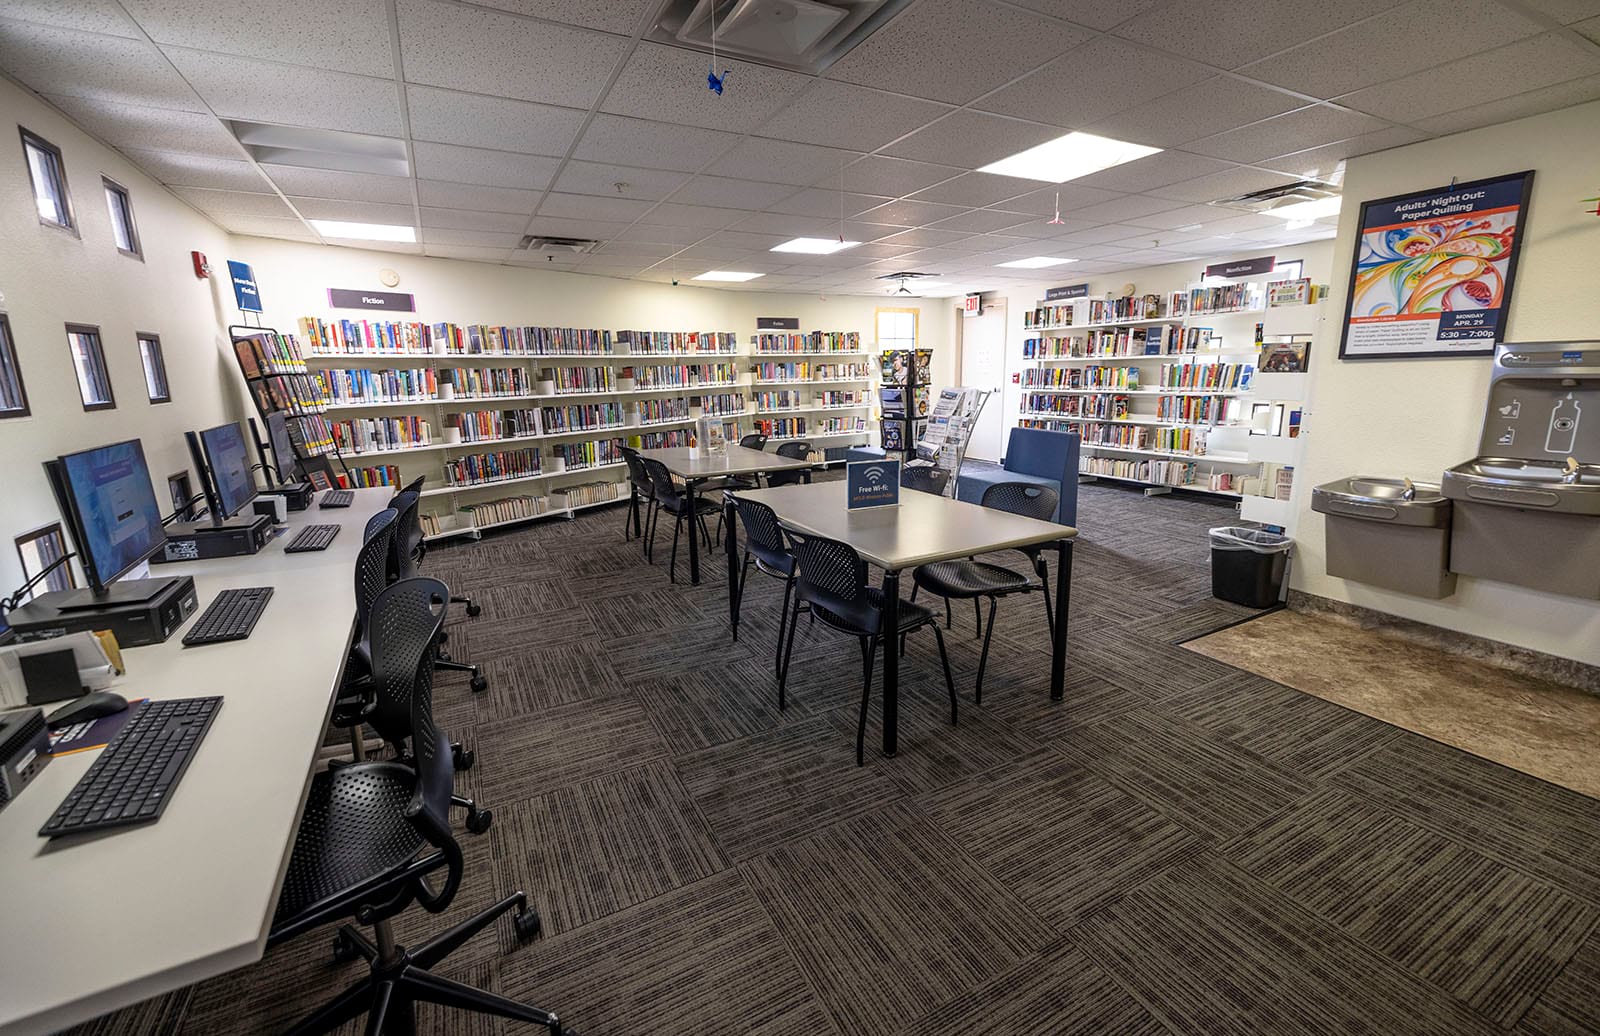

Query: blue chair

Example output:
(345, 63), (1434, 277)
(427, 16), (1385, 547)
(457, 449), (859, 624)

(956, 427), (1079, 525)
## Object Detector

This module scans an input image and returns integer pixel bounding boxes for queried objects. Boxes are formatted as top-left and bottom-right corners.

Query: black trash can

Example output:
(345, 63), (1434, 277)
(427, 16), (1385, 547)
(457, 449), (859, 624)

(1210, 527), (1292, 608)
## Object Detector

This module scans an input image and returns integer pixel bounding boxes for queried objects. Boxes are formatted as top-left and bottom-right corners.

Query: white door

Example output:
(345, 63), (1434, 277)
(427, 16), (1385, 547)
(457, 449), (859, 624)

(960, 303), (1008, 461)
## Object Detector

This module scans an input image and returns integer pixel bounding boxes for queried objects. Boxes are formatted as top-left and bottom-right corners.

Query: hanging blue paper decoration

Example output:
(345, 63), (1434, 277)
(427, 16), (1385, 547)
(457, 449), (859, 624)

(707, 68), (729, 95)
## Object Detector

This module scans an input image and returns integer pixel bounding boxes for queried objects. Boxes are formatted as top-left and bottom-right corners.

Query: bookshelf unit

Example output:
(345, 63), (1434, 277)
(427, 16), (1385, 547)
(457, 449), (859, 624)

(746, 329), (875, 457)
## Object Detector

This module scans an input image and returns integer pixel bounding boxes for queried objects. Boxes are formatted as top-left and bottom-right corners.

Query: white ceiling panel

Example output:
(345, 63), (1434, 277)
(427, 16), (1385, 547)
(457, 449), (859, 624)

(1258, 126), (1428, 180)
(634, 203), (748, 229)
(998, 182), (1129, 216)
(424, 243), (513, 261)
(1184, 104), (1395, 164)
(849, 241), (925, 259)
(1113, 0), (1398, 70)
(263, 164), (415, 204)
(411, 142), (561, 191)
(1072, 150), (1239, 193)
(593, 240), (680, 258)
(753, 80), (952, 152)
(1578, 13), (1600, 39)
(1058, 224), (1149, 245)
(0, 2), (140, 36)
(926, 208), (1037, 234)
(875, 227), (974, 248)
(405, 86), (584, 155)
(292, 197), (415, 223)
(995, 217), (1100, 240)
(553, 161), (692, 201)
(672, 243), (755, 262)
(319, 238), (422, 254)
(166, 48), (403, 136)
(1238, 0), (1545, 98)
(908, 172), (1035, 208)
(1522, 0), (1600, 22)
(1044, 193), (1189, 223)
(601, 43), (811, 133)
(828, 0), (1091, 105)
(1086, 77), (1305, 149)
(121, 149), (265, 191)
(712, 138), (859, 187)
(834, 155), (963, 198)
(419, 228), (525, 246)
(573, 114), (740, 173)
(1336, 34), (1600, 123)
(0, 21), (202, 111)
(537, 192), (654, 221)
(857, 198), (969, 228)
(1120, 203), (1242, 232)
(976, 36), (1213, 128)
(1150, 165), (1310, 204)
(467, 0), (658, 34)
(396, 0), (625, 109)
(1002, 0), (1165, 31)
(729, 211), (845, 237)
(416, 179), (540, 214)
(1413, 72), (1600, 135)
(44, 94), (243, 157)
(173, 187), (297, 218)
(523, 216), (633, 240)
(123, 0), (395, 77)
(219, 215), (317, 239)
(700, 230), (792, 251)
(419, 206), (529, 231)
(670, 175), (797, 210)
(881, 109), (1064, 167)
(1195, 211), (1307, 235)
(769, 188), (895, 218)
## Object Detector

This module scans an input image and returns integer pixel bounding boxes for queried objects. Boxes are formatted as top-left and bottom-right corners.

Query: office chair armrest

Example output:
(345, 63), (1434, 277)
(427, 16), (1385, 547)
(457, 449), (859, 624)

(407, 845), (461, 913)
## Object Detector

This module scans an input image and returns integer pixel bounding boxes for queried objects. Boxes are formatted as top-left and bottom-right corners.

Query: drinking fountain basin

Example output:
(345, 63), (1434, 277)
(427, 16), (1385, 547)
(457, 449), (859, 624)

(1442, 458), (1600, 515)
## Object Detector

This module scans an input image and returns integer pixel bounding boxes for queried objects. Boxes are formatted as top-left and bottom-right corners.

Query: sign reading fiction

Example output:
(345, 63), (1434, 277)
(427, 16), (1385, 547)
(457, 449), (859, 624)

(756, 316), (800, 330)
(1339, 170), (1533, 360)
(327, 288), (417, 312)
(1044, 283), (1089, 301)
(1204, 255), (1276, 279)
(226, 260), (261, 312)
(846, 458), (901, 510)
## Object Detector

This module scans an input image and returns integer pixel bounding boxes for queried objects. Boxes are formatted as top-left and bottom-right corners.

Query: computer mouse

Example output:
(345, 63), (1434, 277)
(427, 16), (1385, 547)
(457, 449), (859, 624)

(46, 691), (129, 730)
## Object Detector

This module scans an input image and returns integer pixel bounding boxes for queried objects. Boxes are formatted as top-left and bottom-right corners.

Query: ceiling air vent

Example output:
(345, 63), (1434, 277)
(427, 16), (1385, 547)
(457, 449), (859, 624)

(1213, 179), (1340, 214)
(874, 271), (939, 281)
(649, 0), (914, 74)
(520, 235), (599, 255)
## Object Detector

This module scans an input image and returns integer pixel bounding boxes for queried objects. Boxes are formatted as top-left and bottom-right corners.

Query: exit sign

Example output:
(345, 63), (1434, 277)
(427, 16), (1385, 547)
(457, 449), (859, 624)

(963, 293), (982, 316)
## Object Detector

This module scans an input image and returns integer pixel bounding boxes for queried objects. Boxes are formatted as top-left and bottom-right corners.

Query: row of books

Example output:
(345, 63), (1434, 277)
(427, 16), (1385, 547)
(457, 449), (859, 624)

(550, 366), (617, 394)
(1157, 395), (1245, 424)
(1179, 283), (1263, 316)
(332, 416), (433, 455)
(698, 392), (745, 417)
(1080, 456), (1200, 487)
(632, 428), (694, 450)
(616, 330), (736, 354)
(1086, 294), (1165, 324)
(1022, 304), (1075, 329)
(300, 318), (433, 355)
(1020, 366), (1139, 389)
(751, 389), (864, 410)
(1078, 423), (1149, 449)
(339, 463), (404, 489)
(284, 413), (338, 458)
(751, 331), (861, 353)
(249, 373), (326, 416)
(441, 366), (535, 397)
(449, 408), (538, 442)
(1156, 362), (1252, 390)
(634, 397), (690, 424)
(540, 402), (627, 433)
(444, 447), (542, 487)
(753, 361), (871, 382)
(455, 494), (551, 530)
(552, 438), (624, 469)
(750, 415), (867, 439)
(552, 480), (626, 507)
(318, 367), (437, 406)
(1021, 393), (1130, 419)
(630, 362), (738, 388)
(233, 332), (307, 376)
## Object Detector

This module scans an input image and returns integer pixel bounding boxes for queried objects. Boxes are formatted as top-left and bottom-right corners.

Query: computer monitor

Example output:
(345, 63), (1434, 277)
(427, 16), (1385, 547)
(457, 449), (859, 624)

(44, 439), (170, 607)
(265, 412), (299, 484)
(197, 422), (258, 519)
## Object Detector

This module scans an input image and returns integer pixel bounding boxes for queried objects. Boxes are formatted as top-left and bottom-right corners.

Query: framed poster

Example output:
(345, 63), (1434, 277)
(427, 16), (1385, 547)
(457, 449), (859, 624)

(1338, 170), (1533, 360)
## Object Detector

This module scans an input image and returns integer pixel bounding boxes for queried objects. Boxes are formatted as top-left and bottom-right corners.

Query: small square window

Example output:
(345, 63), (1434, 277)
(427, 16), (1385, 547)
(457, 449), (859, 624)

(16, 523), (76, 600)
(138, 332), (170, 403)
(875, 307), (918, 351)
(20, 128), (74, 232)
(0, 315), (29, 419)
(103, 177), (141, 258)
(65, 323), (115, 411)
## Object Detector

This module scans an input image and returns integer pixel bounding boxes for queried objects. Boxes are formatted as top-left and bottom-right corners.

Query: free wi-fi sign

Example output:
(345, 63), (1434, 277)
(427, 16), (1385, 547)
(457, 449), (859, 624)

(847, 458), (901, 510)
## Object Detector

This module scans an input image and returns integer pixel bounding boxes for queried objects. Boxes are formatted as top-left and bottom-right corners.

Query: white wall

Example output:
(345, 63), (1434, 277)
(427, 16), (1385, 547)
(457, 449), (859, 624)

(1293, 99), (1600, 665)
(0, 76), (235, 600)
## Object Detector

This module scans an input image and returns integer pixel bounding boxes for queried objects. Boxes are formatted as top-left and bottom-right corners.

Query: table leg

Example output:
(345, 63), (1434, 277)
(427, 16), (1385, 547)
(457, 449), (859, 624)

(1049, 539), (1073, 700)
(880, 569), (900, 756)
(725, 494), (741, 640)
(686, 480), (701, 585)
(630, 485), (641, 538)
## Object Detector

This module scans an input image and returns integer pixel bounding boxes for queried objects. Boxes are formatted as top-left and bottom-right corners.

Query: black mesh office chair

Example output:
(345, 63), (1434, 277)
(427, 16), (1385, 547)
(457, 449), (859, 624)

(764, 441), (813, 488)
(619, 445), (657, 555)
(703, 435), (771, 544)
(390, 489), (486, 693)
(900, 464), (950, 496)
(267, 577), (570, 1036)
(911, 482), (1059, 702)
(779, 528), (956, 764)
(396, 475), (481, 620)
(640, 455), (719, 583)
(729, 494), (797, 686)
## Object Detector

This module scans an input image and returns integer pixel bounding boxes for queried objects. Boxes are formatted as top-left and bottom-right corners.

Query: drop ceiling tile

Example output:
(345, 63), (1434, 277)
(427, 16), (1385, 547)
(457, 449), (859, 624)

(1149, 165), (1310, 205)
(1184, 104), (1394, 163)
(615, 223), (704, 244)
(908, 171), (1036, 207)
(1238, 0), (1545, 98)
(1063, 242), (1141, 259)
(575, 260), (652, 275)
(1522, 0), (1600, 22)
(537, 192), (652, 221)
(1257, 126), (1428, 180)
(165, 47), (402, 135)
(730, 211), (844, 237)
(1114, 0), (1397, 70)
(1074, 150), (1239, 194)
(173, 187), (297, 218)
(122, 149), (265, 191)
(1412, 71), (1600, 135)
(1058, 224), (1146, 245)
(833, 155), (963, 197)
(1120, 203), (1240, 231)
(1338, 34), (1600, 122)
(409, 142), (559, 192)
(712, 138), (860, 187)
(261, 165), (414, 203)
(927, 208), (1038, 233)
(397, 0), (624, 109)
(1579, 13), (1600, 41)
(670, 175), (797, 210)
(0, 22), (202, 110)
(989, 217), (1098, 240)
(850, 241), (925, 259)
(419, 206), (528, 231)
(573, 114), (740, 173)
(594, 240), (680, 258)
(292, 197), (415, 223)
(1085, 76), (1304, 149)
(416, 179), (540, 214)
(880, 109), (1064, 167)
(420, 228), (524, 247)
(406, 85), (584, 155)
(857, 197), (970, 228)
(602, 42), (811, 133)
(635, 203), (748, 229)
(701, 230), (791, 251)
(828, 0), (1092, 104)
(219, 214), (316, 239)
(0, 1), (140, 36)
(124, 0), (395, 76)
(45, 94), (240, 156)
(468, 0), (657, 33)
(754, 80), (953, 151)
(976, 36), (1214, 128)
(524, 216), (633, 240)
(321, 239), (422, 254)
(769, 188), (895, 218)
(1002, 0), (1164, 30)
(424, 243), (513, 261)
(672, 243), (755, 262)
(1198, 211), (1306, 235)
(553, 161), (691, 201)
(997, 182), (1129, 216)
(876, 227), (974, 248)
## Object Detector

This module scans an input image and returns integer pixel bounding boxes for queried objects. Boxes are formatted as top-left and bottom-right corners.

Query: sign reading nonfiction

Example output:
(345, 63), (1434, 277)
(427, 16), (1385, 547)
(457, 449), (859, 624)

(847, 458), (901, 510)
(1044, 283), (1089, 301)
(1204, 255), (1276, 279)
(226, 260), (262, 312)
(327, 288), (416, 312)
(756, 316), (801, 330)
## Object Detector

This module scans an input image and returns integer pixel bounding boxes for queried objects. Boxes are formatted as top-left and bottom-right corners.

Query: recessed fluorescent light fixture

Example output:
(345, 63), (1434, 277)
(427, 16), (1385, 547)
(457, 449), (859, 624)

(771, 237), (860, 254)
(996, 256), (1077, 269)
(978, 131), (1161, 183)
(693, 270), (764, 282)
(309, 219), (416, 242)
(1266, 196), (1342, 221)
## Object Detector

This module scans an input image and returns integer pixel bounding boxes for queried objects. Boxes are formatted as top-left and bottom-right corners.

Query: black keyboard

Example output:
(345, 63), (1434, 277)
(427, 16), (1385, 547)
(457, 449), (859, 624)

(319, 490), (355, 509)
(39, 696), (221, 838)
(286, 523), (340, 553)
(182, 587), (273, 646)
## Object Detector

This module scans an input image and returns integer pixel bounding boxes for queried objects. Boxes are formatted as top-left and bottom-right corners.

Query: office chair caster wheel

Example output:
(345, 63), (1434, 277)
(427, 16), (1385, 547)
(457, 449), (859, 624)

(470, 672), (488, 693)
(466, 602), (482, 617)
(332, 930), (361, 963)
(466, 807), (493, 834)
(452, 744), (475, 771)
(514, 907), (542, 943)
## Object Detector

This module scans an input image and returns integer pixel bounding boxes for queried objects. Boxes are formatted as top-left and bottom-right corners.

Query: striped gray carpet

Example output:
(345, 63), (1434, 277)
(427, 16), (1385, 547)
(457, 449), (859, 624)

(67, 481), (1600, 1036)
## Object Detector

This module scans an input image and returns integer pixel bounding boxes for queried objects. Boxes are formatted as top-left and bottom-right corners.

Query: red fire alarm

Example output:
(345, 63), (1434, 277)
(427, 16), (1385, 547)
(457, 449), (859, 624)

(191, 251), (211, 278)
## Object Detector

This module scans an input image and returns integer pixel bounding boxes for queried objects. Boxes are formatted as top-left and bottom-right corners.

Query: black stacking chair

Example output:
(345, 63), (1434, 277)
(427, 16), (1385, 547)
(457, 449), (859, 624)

(900, 464), (950, 496)
(640, 455), (719, 583)
(268, 577), (570, 1036)
(729, 494), (798, 683)
(764, 441), (813, 488)
(619, 445), (657, 555)
(779, 528), (956, 764)
(395, 475), (481, 619)
(911, 482), (1059, 702)
(390, 489), (486, 693)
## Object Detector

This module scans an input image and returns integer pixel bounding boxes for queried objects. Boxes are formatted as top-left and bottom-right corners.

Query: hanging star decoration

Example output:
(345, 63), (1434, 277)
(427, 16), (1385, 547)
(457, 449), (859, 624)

(1046, 190), (1066, 225)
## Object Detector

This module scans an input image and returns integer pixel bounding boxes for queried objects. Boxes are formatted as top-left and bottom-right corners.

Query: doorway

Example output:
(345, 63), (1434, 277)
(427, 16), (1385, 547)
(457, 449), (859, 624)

(958, 299), (1008, 461)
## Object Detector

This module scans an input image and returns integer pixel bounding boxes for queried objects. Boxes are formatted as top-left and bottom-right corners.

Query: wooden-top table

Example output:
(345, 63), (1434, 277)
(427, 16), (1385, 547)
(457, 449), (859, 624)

(724, 481), (1077, 756)
(633, 445), (814, 584)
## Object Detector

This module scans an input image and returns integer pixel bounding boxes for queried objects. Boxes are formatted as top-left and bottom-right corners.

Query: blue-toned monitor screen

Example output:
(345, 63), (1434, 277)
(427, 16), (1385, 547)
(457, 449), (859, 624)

(266, 412), (296, 482)
(200, 422), (256, 517)
(59, 440), (165, 586)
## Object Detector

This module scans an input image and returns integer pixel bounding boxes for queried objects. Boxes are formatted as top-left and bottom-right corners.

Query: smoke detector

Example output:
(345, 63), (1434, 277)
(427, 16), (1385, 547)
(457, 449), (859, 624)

(650, 0), (914, 74)
(519, 235), (599, 255)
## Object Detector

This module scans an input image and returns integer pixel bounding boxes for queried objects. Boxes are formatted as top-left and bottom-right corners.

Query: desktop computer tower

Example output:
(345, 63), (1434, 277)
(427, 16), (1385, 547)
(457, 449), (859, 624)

(158, 513), (272, 562)
(6, 575), (198, 647)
